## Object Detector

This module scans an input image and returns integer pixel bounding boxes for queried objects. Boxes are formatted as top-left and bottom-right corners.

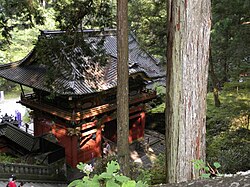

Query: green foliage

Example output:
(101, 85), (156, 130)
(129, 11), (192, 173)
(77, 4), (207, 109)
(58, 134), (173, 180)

(149, 103), (165, 113)
(68, 161), (148, 187)
(0, 153), (18, 163)
(210, 0), (250, 82)
(92, 155), (118, 175)
(93, 156), (151, 185)
(206, 80), (250, 136)
(206, 80), (250, 173)
(153, 84), (166, 100)
(136, 169), (151, 185)
(147, 84), (166, 113)
(148, 153), (165, 185)
(22, 109), (32, 123)
(1, 0), (114, 65)
(133, 154), (166, 185)
(0, 4), (56, 63)
(223, 80), (250, 92)
(1, 28), (39, 63)
(192, 159), (222, 179)
(206, 128), (250, 174)
(0, 81), (32, 99)
(0, 79), (16, 92)
(128, 0), (167, 62)
(0, 0), (46, 48)
(52, 0), (115, 31)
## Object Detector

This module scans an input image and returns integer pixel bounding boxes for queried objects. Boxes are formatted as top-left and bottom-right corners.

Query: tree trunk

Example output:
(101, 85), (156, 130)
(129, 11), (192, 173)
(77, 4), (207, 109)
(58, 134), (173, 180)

(209, 47), (221, 107)
(165, 0), (211, 183)
(116, 0), (130, 176)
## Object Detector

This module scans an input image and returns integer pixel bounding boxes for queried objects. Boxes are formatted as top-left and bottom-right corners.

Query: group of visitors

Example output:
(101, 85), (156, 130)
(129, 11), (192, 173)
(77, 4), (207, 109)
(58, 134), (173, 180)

(6, 175), (24, 187)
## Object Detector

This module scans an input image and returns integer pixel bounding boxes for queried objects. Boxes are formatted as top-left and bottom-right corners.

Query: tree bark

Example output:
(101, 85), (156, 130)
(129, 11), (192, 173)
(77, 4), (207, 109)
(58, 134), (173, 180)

(116, 0), (130, 176)
(165, 0), (211, 183)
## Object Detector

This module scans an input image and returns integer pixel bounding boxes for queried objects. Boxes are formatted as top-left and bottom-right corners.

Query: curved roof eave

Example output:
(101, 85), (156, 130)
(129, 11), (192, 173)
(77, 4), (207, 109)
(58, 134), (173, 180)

(0, 29), (165, 96)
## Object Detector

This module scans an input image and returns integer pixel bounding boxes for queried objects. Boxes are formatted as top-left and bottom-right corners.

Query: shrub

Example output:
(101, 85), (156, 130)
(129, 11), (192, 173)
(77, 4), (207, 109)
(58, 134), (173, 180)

(68, 160), (148, 187)
(0, 153), (18, 163)
(134, 153), (166, 185)
(206, 128), (250, 174)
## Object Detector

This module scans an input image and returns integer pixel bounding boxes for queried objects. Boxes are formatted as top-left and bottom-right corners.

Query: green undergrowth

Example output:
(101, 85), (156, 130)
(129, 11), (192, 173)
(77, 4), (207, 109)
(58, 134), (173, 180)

(81, 154), (165, 185)
(69, 160), (148, 187)
(0, 83), (32, 99)
(206, 80), (250, 173)
(0, 153), (18, 163)
(148, 80), (249, 174)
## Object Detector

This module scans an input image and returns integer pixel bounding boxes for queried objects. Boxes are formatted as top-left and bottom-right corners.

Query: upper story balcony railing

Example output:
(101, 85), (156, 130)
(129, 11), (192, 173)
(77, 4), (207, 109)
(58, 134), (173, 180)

(19, 90), (157, 122)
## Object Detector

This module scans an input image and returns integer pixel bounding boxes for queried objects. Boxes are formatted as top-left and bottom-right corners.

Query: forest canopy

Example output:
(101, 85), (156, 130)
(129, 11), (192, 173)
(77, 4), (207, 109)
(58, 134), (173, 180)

(0, 0), (249, 83)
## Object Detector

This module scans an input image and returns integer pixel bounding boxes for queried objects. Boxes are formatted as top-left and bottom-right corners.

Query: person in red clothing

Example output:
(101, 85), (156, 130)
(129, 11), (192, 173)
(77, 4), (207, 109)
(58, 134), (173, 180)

(7, 175), (17, 187)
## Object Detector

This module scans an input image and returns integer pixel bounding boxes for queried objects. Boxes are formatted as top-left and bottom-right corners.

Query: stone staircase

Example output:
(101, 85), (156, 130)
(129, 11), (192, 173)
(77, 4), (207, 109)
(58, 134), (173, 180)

(0, 122), (67, 182)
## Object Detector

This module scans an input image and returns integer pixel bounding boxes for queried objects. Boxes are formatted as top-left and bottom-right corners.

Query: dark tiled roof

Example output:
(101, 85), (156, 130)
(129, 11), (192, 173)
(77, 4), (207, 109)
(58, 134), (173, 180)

(0, 29), (165, 95)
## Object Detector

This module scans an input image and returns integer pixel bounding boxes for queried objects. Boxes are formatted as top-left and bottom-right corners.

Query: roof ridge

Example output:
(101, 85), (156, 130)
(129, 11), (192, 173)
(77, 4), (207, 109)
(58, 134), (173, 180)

(40, 28), (117, 37)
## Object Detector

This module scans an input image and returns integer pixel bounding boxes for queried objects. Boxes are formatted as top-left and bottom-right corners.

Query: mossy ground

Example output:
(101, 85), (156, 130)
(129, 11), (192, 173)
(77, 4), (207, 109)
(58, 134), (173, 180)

(206, 80), (250, 173)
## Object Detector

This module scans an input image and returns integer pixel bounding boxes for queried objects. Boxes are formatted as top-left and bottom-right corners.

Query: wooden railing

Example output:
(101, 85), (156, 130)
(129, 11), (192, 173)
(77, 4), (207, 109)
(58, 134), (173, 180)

(20, 92), (37, 101)
(0, 162), (66, 181)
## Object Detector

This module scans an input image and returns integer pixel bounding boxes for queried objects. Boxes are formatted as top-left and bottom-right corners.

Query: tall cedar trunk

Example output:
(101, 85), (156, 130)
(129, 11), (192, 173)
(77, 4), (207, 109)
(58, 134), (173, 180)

(209, 47), (221, 107)
(117, 0), (130, 176)
(165, 0), (211, 183)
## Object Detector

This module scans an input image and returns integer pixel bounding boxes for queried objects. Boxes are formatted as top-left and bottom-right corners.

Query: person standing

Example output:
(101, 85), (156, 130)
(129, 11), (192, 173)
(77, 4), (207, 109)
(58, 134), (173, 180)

(18, 181), (24, 187)
(103, 140), (111, 156)
(25, 123), (29, 133)
(7, 175), (17, 187)
(106, 141), (111, 155)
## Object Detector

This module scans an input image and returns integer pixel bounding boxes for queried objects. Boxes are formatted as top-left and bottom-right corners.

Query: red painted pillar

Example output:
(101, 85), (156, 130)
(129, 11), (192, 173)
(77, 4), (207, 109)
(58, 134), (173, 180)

(140, 112), (145, 138)
(71, 135), (78, 167)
